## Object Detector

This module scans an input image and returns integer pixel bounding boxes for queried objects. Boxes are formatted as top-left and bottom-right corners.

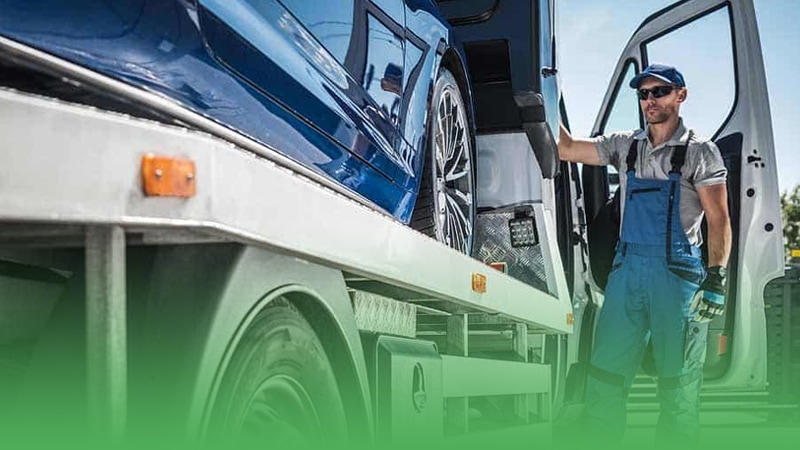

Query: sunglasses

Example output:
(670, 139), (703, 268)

(637, 85), (677, 100)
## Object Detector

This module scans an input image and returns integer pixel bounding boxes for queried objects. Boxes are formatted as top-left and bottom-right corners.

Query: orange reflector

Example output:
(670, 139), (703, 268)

(718, 333), (728, 355)
(567, 313), (574, 325)
(142, 154), (196, 198)
(472, 273), (487, 294)
(488, 262), (507, 273)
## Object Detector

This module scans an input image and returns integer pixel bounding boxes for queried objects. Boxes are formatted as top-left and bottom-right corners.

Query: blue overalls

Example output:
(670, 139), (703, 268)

(584, 134), (708, 447)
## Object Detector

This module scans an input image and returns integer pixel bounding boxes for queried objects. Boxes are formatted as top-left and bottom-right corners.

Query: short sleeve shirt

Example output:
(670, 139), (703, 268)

(591, 119), (727, 246)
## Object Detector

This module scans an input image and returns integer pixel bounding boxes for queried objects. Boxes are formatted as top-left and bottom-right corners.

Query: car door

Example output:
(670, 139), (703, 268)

(194, 0), (414, 200)
(587, 0), (784, 389)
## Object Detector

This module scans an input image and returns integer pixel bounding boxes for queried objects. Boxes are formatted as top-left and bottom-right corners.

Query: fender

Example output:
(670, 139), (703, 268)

(441, 45), (478, 145)
(129, 243), (372, 445)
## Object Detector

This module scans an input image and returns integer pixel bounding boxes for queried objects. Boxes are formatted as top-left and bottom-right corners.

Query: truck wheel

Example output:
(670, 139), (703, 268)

(411, 68), (475, 255)
(208, 297), (347, 447)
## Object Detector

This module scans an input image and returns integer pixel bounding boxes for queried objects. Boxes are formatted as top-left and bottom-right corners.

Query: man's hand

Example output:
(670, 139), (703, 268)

(558, 123), (602, 165)
(690, 266), (727, 323)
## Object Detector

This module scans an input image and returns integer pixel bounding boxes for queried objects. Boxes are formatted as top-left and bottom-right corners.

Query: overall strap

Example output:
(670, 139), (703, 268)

(665, 130), (694, 260)
(669, 130), (694, 175)
(625, 138), (640, 173)
(627, 130), (694, 176)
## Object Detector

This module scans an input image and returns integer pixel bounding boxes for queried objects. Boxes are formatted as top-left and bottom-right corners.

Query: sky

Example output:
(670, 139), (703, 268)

(558, 0), (800, 194)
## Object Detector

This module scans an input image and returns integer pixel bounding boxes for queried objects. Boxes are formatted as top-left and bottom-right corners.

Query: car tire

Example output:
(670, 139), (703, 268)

(207, 297), (348, 448)
(411, 68), (476, 255)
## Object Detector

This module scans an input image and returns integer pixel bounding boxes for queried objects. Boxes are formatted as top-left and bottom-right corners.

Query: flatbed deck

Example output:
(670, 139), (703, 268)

(0, 85), (572, 335)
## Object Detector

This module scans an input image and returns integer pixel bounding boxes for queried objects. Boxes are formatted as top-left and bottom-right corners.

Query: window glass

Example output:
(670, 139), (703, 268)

(275, 0), (354, 65)
(599, 62), (641, 194)
(363, 14), (404, 124)
(645, 6), (735, 138)
(602, 61), (640, 135)
(539, 0), (559, 135)
(539, 0), (554, 68)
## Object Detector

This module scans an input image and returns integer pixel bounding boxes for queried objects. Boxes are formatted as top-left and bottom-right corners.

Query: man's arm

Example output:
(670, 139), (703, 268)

(691, 182), (732, 323)
(559, 123), (604, 165)
(697, 183), (732, 267)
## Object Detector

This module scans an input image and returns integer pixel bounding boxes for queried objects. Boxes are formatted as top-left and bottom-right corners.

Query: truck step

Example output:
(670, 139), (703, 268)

(627, 391), (772, 404)
(628, 401), (800, 413)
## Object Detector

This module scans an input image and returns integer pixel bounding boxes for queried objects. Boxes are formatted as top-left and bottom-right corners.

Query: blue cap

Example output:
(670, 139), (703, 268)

(629, 63), (686, 88)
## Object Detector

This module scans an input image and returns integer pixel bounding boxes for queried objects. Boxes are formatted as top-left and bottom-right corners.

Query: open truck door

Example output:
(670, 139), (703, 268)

(585, 0), (784, 389)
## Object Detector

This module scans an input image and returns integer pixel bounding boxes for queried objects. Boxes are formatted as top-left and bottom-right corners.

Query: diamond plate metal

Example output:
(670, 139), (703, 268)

(351, 290), (416, 338)
(472, 210), (548, 292)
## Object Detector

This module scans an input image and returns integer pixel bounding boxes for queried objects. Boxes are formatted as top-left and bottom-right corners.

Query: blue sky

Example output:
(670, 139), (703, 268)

(558, 0), (800, 193)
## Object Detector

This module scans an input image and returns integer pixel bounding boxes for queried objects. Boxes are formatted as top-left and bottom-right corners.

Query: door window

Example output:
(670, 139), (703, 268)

(363, 14), (404, 125)
(600, 61), (640, 194)
(539, 0), (559, 135)
(276, 0), (354, 65)
(601, 60), (641, 135)
(644, 6), (735, 138)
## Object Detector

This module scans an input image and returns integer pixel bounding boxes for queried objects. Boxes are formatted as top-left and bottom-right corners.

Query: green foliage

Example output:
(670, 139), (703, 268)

(781, 184), (800, 259)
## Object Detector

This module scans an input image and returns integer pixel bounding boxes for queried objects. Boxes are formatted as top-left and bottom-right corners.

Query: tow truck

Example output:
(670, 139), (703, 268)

(0, 0), (785, 447)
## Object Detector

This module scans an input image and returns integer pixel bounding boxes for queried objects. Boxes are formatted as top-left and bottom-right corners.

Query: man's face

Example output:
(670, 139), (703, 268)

(638, 77), (687, 125)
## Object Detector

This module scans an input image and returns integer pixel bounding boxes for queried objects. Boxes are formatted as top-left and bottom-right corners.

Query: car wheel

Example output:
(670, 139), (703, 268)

(207, 297), (348, 448)
(411, 68), (475, 255)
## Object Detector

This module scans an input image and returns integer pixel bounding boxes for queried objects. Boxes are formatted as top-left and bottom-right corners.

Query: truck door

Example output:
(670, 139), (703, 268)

(587, 0), (783, 389)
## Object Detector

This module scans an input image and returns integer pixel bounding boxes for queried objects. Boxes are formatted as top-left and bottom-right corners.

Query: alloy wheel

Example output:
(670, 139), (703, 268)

(432, 85), (474, 254)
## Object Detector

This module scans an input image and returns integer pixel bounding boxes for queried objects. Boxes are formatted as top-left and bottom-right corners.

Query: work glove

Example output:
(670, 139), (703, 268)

(690, 266), (727, 323)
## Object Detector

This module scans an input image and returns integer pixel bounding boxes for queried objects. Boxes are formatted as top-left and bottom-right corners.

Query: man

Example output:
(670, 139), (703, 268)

(559, 63), (732, 446)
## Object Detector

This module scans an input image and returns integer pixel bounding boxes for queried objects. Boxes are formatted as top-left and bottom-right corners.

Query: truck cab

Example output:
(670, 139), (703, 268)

(439, 0), (783, 397)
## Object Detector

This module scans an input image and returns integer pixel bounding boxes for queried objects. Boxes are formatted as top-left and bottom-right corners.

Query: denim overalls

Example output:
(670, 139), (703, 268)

(584, 132), (708, 446)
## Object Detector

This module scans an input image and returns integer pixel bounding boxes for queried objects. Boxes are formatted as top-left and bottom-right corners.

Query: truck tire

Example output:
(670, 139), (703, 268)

(208, 297), (348, 448)
(764, 268), (800, 410)
(411, 68), (475, 255)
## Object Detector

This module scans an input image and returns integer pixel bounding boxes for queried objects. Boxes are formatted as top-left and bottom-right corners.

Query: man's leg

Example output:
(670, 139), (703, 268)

(584, 257), (649, 443)
(651, 263), (708, 448)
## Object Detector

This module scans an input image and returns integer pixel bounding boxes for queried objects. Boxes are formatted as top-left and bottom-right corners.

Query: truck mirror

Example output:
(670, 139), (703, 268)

(514, 92), (560, 179)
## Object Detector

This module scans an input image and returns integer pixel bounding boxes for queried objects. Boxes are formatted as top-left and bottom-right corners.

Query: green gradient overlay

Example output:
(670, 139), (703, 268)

(2, 364), (799, 449)
(0, 258), (797, 449)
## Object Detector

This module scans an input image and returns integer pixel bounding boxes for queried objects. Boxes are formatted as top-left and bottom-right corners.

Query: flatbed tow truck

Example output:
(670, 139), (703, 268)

(0, 0), (788, 448)
(0, 30), (569, 448)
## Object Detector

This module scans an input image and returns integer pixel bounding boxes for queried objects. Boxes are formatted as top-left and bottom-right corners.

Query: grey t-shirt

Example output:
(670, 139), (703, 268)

(591, 119), (727, 246)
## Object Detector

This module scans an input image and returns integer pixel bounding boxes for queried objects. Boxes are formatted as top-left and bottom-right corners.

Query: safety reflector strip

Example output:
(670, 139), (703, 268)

(488, 262), (507, 273)
(718, 333), (728, 355)
(141, 154), (196, 198)
(472, 273), (487, 294)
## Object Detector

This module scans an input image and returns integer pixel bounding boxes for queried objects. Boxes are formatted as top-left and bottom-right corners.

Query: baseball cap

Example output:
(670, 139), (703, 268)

(629, 63), (686, 88)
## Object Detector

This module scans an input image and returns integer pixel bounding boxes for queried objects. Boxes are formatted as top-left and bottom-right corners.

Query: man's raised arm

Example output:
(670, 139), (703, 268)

(559, 123), (603, 166)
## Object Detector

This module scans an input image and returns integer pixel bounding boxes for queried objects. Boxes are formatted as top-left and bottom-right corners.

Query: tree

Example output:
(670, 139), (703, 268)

(781, 184), (800, 261)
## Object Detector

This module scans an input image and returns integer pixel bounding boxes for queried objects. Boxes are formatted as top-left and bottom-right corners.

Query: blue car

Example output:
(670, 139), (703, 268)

(0, 0), (477, 253)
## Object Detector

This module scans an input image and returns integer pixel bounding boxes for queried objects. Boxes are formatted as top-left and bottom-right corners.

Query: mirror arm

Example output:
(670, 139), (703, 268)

(514, 91), (561, 179)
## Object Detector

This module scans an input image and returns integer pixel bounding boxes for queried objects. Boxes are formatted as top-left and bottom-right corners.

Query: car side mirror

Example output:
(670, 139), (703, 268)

(514, 92), (560, 179)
